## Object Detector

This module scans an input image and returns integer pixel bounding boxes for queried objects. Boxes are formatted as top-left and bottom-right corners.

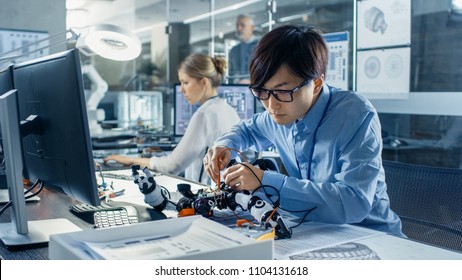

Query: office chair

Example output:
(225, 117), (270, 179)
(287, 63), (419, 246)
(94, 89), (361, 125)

(382, 160), (462, 252)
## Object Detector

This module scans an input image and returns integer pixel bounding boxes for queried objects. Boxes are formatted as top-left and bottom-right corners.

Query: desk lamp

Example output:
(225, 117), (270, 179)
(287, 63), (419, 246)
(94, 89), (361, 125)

(0, 25), (141, 248)
(0, 24), (142, 136)
(0, 23), (141, 63)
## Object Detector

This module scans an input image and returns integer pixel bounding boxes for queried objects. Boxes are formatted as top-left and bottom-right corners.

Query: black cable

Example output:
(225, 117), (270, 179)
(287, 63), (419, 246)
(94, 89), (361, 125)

(236, 162), (262, 185)
(254, 184), (280, 207)
(230, 152), (319, 231)
(287, 206), (317, 229)
(0, 201), (12, 216)
(237, 161), (317, 221)
(0, 179), (42, 216)
(24, 179), (44, 198)
(167, 200), (177, 207)
(161, 186), (176, 207)
(251, 175), (317, 228)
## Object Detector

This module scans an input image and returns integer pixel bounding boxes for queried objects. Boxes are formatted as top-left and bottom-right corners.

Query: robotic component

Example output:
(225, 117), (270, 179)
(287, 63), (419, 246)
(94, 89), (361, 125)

(176, 184), (292, 239)
(225, 191), (292, 239)
(81, 64), (108, 136)
(131, 165), (168, 211)
(176, 184), (216, 217)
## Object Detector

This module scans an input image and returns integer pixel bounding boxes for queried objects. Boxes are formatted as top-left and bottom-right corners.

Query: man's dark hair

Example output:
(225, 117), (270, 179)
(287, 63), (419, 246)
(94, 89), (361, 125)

(249, 25), (328, 87)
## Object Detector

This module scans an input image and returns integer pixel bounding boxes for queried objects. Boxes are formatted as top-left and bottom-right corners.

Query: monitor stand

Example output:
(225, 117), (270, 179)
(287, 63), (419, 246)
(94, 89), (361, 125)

(0, 219), (81, 249)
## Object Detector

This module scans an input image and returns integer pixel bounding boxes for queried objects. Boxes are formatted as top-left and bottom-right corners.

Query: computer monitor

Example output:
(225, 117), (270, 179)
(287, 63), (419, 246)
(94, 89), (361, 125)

(0, 65), (14, 191)
(0, 49), (99, 248)
(173, 83), (255, 136)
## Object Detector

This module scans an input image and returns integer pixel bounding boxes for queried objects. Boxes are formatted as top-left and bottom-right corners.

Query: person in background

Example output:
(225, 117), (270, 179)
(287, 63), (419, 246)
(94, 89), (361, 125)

(203, 25), (404, 236)
(228, 14), (259, 84)
(105, 53), (240, 184)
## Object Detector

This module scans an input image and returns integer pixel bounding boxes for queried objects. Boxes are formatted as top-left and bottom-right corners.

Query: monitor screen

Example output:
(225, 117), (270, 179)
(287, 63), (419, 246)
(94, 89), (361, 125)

(13, 49), (100, 206)
(174, 84), (255, 136)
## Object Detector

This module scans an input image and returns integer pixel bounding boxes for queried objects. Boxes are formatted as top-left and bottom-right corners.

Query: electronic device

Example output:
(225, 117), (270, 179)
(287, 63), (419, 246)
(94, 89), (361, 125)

(99, 160), (130, 171)
(70, 200), (167, 228)
(49, 215), (273, 260)
(0, 65), (14, 190)
(131, 165), (169, 211)
(173, 83), (255, 137)
(91, 133), (137, 150)
(0, 49), (101, 248)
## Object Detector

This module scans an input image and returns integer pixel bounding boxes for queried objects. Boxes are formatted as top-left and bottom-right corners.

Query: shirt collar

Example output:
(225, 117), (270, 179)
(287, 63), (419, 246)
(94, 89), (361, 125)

(298, 83), (330, 131)
(242, 35), (257, 44)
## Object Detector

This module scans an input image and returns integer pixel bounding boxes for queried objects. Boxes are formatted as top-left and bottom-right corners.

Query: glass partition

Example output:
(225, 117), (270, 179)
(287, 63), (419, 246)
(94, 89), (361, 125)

(73, 0), (462, 169)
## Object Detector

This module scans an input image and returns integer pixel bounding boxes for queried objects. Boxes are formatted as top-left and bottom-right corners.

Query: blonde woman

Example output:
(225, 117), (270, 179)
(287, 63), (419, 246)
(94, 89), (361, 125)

(105, 53), (240, 183)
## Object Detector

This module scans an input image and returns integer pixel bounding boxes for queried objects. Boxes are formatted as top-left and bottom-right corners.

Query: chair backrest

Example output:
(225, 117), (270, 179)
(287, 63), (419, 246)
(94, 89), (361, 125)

(382, 160), (462, 252)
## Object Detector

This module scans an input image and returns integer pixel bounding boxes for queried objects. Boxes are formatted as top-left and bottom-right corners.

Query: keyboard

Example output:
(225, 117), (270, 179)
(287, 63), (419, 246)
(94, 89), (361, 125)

(70, 201), (167, 228)
(100, 161), (130, 171)
(94, 207), (138, 228)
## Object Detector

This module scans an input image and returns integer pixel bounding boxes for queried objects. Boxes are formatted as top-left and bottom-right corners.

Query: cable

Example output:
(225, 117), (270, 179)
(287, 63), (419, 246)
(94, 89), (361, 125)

(236, 162), (262, 186)
(217, 148), (319, 233)
(167, 199), (177, 207)
(216, 147), (249, 190)
(287, 206), (317, 230)
(0, 179), (43, 216)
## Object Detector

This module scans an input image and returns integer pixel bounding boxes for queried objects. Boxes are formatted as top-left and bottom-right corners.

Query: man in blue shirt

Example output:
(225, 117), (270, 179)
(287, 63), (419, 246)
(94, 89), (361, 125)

(204, 25), (403, 236)
(228, 14), (258, 84)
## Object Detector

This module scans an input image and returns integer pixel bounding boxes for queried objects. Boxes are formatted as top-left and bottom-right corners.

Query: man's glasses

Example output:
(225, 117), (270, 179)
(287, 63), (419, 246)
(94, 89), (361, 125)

(249, 80), (311, 102)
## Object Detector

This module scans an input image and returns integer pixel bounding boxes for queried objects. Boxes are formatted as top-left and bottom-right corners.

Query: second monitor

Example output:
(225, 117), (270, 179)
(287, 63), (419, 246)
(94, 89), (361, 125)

(174, 84), (255, 137)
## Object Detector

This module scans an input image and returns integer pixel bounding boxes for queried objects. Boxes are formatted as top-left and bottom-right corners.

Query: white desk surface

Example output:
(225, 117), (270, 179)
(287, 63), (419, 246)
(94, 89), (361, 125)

(97, 169), (208, 217)
(96, 169), (462, 260)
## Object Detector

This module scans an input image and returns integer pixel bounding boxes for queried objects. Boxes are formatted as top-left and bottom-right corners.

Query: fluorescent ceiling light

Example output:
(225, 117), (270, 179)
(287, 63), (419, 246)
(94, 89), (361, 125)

(183, 0), (263, 24)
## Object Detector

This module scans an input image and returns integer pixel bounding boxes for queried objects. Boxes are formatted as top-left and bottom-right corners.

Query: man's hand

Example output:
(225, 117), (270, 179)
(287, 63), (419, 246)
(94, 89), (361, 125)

(222, 162), (263, 192)
(203, 146), (231, 183)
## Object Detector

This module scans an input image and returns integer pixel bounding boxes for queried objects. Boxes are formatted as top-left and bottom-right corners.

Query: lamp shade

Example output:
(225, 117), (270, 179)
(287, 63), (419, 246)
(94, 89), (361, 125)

(76, 24), (141, 61)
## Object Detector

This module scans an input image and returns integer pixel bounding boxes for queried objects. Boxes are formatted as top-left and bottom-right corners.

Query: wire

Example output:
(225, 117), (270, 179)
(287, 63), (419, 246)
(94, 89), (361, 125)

(215, 147), (319, 232)
(287, 206), (317, 229)
(167, 200), (177, 207)
(252, 178), (317, 229)
(253, 184), (280, 207)
(0, 179), (43, 216)
(24, 180), (44, 199)
(236, 162), (262, 186)
(216, 147), (249, 190)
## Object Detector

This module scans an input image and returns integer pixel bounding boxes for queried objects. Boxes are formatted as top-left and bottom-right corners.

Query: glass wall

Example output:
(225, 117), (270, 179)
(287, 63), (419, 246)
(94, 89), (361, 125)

(91, 0), (461, 168)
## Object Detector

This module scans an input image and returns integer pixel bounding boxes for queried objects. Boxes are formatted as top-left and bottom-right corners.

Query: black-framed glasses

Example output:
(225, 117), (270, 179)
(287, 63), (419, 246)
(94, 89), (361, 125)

(249, 80), (311, 102)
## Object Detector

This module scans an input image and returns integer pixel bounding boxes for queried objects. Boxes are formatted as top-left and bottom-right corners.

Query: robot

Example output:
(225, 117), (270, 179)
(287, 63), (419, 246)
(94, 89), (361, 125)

(176, 183), (292, 240)
(131, 164), (292, 239)
(131, 165), (169, 211)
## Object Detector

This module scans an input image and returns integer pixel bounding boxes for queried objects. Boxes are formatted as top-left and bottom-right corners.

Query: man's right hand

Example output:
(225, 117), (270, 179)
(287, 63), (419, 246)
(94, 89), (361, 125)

(203, 146), (231, 183)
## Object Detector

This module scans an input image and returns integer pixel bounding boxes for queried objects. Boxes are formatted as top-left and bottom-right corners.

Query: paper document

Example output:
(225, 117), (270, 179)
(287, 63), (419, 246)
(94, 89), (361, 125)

(79, 217), (253, 260)
(274, 222), (384, 259)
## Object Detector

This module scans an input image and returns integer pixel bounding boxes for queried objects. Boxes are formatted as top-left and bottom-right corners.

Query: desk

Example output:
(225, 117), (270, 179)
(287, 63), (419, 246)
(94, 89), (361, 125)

(0, 189), (93, 260)
(1, 171), (462, 260)
(0, 171), (208, 260)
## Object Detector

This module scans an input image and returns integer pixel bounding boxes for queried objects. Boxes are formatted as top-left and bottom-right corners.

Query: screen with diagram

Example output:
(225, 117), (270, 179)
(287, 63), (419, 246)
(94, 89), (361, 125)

(174, 84), (255, 136)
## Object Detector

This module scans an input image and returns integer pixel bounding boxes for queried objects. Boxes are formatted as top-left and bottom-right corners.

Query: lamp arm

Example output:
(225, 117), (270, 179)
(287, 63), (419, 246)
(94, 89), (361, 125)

(82, 64), (108, 110)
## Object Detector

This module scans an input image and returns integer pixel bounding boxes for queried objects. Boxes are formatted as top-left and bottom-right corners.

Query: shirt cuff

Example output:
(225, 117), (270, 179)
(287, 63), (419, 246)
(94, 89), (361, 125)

(261, 171), (285, 191)
(149, 157), (156, 170)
